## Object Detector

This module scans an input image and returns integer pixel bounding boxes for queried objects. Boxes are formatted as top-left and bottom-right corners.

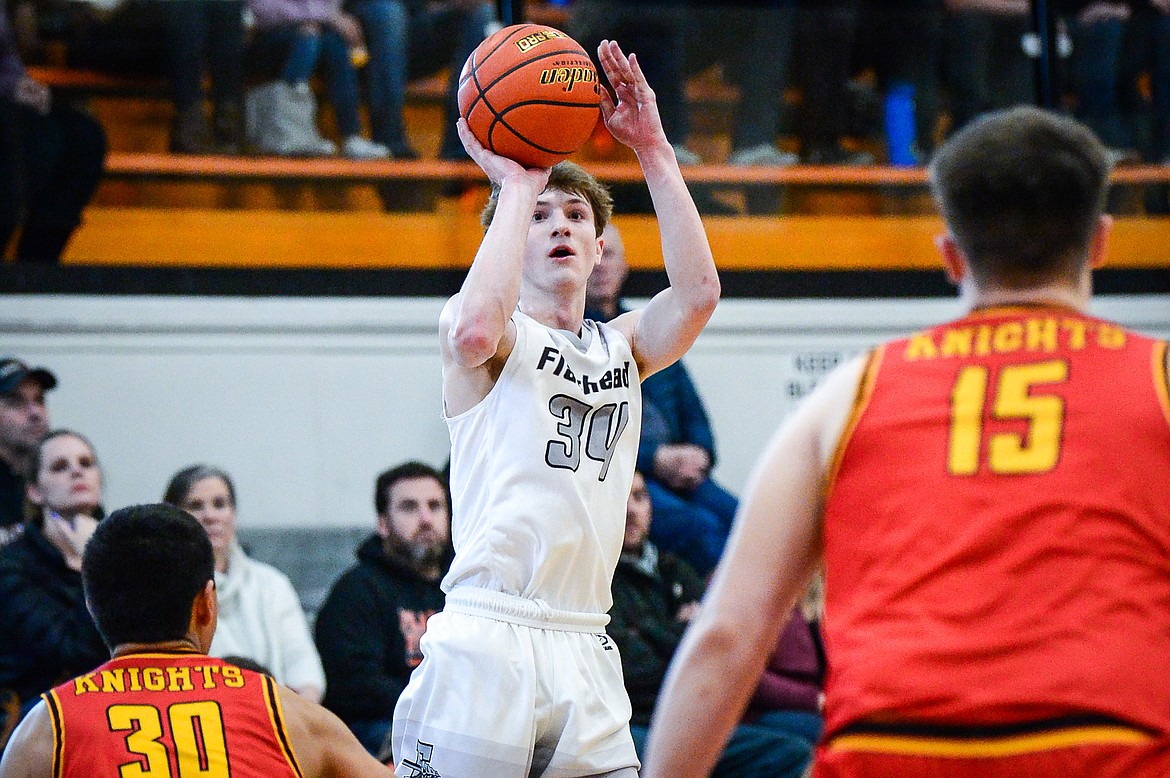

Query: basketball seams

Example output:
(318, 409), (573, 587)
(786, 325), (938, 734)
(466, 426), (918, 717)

(475, 49), (595, 94)
(459, 24), (543, 118)
(458, 24), (539, 89)
(488, 102), (601, 156)
(463, 47), (595, 125)
(487, 117), (574, 156)
(456, 24), (535, 85)
(458, 23), (601, 166)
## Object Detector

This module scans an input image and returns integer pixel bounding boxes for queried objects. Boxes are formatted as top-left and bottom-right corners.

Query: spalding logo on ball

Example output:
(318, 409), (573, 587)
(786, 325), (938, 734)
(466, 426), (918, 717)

(458, 24), (601, 168)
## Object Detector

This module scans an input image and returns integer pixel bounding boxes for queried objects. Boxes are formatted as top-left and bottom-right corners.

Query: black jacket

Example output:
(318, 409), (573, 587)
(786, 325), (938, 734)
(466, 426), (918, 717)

(315, 535), (446, 723)
(607, 544), (706, 726)
(0, 458), (25, 544)
(0, 521), (108, 705)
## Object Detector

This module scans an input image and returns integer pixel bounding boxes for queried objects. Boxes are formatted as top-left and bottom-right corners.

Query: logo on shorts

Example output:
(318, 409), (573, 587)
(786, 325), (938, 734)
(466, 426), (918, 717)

(401, 740), (441, 778)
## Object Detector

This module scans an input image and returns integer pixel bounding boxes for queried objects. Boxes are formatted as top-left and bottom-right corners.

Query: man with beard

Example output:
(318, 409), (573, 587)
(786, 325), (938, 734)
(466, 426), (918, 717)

(314, 461), (451, 757)
(0, 358), (56, 546)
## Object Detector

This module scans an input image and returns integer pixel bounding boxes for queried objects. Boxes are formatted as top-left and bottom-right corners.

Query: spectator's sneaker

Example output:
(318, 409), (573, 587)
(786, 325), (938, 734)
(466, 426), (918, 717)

(170, 104), (214, 154)
(213, 101), (245, 154)
(729, 144), (799, 167)
(342, 136), (391, 160)
(671, 144), (702, 166)
(305, 137), (338, 156)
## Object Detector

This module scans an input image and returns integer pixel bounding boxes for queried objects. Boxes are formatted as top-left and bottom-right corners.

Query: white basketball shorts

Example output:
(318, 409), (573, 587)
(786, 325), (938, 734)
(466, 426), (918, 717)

(391, 588), (639, 778)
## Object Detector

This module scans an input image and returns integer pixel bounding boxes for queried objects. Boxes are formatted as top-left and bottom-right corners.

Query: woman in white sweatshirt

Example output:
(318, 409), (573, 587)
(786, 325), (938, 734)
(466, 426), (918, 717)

(163, 464), (326, 702)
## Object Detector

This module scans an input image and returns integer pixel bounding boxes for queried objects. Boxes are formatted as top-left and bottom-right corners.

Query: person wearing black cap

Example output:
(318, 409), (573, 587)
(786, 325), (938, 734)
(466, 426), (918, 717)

(0, 358), (56, 546)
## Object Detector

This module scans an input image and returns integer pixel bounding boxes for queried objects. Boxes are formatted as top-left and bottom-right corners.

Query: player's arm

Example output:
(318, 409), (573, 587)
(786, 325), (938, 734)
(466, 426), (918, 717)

(0, 700), (54, 778)
(596, 40), (719, 378)
(274, 684), (396, 778)
(639, 355), (868, 778)
(441, 120), (550, 372)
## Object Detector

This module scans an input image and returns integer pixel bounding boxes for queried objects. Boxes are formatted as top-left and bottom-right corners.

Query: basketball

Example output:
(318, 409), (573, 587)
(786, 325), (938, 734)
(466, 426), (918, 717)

(458, 24), (602, 168)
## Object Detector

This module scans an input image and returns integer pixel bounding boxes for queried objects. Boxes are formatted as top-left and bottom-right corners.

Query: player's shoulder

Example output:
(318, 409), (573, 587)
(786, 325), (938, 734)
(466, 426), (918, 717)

(596, 309), (640, 350)
(0, 697), (54, 778)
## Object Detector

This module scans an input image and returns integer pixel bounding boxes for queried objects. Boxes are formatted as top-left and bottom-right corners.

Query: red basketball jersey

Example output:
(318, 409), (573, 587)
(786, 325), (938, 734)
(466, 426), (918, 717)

(45, 650), (304, 778)
(821, 306), (1170, 740)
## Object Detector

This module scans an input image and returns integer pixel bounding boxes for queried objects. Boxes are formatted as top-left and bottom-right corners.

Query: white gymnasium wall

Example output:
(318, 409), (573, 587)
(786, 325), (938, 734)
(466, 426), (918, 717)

(3, 294), (1168, 529)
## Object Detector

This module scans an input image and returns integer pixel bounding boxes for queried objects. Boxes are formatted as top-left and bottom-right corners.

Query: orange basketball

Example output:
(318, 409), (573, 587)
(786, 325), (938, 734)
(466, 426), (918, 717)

(458, 24), (602, 168)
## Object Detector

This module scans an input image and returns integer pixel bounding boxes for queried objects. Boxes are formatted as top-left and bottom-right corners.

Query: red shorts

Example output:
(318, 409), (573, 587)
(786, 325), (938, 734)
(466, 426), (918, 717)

(815, 725), (1170, 778)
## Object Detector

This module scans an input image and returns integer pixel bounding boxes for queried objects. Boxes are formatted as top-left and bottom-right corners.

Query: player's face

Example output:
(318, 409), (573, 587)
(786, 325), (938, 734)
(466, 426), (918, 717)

(623, 472), (652, 552)
(28, 433), (101, 517)
(179, 476), (237, 563)
(525, 189), (602, 291)
(0, 380), (50, 459)
(380, 476), (450, 557)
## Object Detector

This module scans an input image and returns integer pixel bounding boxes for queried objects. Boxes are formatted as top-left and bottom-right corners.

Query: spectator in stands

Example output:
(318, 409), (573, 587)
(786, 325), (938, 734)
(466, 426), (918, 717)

(683, 0), (800, 166)
(344, 0), (495, 160)
(745, 604), (825, 764)
(942, 0), (1034, 135)
(315, 461), (450, 756)
(1066, 0), (1139, 160)
(0, 430), (108, 730)
(163, 0), (247, 153)
(795, 0), (874, 164)
(585, 223), (737, 576)
(0, 359), (54, 546)
(0, 6), (105, 263)
(246, 0), (390, 158)
(569, 0), (699, 164)
(55, 0), (168, 76)
(163, 464), (326, 702)
(1126, 0), (1170, 168)
(856, 0), (945, 163)
(610, 471), (812, 777)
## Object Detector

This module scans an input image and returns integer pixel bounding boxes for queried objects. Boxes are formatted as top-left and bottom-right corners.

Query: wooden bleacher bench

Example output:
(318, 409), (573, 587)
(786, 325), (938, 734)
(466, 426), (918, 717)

(26, 65), (450, 104)
(27, 65), (169, 97)
(100, 151), (1170, 188)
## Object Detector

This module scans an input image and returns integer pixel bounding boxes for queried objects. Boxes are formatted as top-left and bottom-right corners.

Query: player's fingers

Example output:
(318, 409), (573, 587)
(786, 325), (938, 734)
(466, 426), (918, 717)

(627, 52), (647, 86)
(598, 83), (616, 120)
(599, 39), (633, 88)
(596, 40), (616, 78)
(456, 118), (489, 160)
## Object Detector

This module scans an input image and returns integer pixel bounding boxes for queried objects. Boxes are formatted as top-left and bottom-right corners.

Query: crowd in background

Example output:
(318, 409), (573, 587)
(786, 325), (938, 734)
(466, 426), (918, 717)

(4, 0), (1169, 163)
(0, 223), (810, 770)
(2, 0), (1169, 262)
(0, 349), (825, 774)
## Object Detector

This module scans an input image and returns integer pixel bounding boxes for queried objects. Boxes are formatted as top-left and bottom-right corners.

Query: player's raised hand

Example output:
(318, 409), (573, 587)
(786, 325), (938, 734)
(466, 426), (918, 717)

(597, 39), (668, 155)
(457, 118), (550, 191)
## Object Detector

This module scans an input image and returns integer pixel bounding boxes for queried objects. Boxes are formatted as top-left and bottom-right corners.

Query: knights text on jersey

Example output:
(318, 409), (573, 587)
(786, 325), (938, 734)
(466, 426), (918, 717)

(45, 650), (303, 778)
(442, 311), (642, 615)
(821, 306), (1170, 741)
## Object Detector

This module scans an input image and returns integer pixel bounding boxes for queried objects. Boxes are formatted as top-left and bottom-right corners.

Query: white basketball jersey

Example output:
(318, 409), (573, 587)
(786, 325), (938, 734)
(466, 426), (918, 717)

(443, 310), (642, 614)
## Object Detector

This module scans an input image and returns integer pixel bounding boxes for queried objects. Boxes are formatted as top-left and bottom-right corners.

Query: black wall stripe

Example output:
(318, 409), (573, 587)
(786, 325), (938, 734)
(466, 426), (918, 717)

(2, 267), (1165, 298)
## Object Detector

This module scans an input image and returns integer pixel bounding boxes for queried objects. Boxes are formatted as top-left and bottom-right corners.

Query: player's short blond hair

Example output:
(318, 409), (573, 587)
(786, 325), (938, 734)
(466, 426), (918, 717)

(480, 161), (614, 237)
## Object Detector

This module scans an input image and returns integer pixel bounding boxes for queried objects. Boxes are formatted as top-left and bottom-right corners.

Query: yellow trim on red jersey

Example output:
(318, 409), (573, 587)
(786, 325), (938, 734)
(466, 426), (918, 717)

(1153, 341), (1170, 430)
(828, 724), (1151, 758)
(44, 691), (63, 778)
(261, 675), (305, 778)
(824, 346), (884, 495)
